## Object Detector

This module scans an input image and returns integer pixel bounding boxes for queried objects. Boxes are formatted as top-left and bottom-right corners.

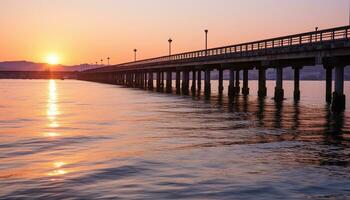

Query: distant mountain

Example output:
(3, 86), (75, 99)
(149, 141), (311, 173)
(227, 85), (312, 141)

(2, 61), (350, 80)
(0, 61), (101, 72)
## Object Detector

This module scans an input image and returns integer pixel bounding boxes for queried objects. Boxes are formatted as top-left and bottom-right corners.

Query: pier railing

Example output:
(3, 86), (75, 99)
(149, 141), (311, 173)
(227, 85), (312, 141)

(89, 26), (350, 72)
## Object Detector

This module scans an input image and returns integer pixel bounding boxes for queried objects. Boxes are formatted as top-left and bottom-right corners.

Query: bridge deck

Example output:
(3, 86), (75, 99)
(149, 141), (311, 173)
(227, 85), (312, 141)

(86, 26), (350, 73)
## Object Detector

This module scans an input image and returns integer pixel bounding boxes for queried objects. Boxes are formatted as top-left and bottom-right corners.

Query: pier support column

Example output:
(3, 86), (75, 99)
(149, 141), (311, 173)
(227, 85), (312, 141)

(325, 66), (333, 103)
(242, 69), (249, 95)
(191, 70), (196, 94)
(182, 70), (190, 95)
(293, 67), (301, 101)
(228, 68), (235, 97)
(332, 65), (346, 111)
(166, 71), (172, 93)
(134, 73), (138, 87)
(218, 68), (224, 95)
(235, 70), (240, 94)
(156, 71), (161, 92)
(274, 67), (284, 101)
(204, 69), (211, 96)
(197, 70), (202, 93)
(176, 71), (181, 94)
(137, 73), (141, 88)
(140, 72), (144, 89)
(148, 72), (153, 89)
(143, 72), (148, 89)
(160, 72), (164, 91)
(258, 68), (267, 98)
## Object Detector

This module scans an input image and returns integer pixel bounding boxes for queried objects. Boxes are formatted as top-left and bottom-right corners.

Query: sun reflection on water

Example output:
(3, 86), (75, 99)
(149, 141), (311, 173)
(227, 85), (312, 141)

(45, 80), (61, 137)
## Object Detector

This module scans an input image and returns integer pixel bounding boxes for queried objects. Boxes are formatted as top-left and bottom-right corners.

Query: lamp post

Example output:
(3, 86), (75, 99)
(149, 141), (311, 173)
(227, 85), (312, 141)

(100, 59), (103, 65)
(315, 27), (319, 42)
(205, 29), (208, 56)
(134, 49), (137, 61)
(107, 57), (110, 66)
(168, 38), (173, 56)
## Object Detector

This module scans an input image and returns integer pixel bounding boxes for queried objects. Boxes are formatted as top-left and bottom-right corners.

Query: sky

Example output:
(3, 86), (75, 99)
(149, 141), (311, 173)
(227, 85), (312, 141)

(0, 0), (348, 65)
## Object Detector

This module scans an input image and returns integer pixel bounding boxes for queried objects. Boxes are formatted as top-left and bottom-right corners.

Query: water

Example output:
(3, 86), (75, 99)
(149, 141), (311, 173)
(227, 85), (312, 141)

(0, 79), (350, 200)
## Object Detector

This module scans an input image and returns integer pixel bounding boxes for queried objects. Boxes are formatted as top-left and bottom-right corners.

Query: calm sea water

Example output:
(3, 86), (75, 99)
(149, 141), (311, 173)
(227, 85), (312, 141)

(0, 79), (350, 200)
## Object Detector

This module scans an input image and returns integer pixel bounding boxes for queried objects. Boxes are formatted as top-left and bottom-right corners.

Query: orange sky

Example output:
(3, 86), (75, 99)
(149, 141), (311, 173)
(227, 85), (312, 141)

(0, 0), (348, 65)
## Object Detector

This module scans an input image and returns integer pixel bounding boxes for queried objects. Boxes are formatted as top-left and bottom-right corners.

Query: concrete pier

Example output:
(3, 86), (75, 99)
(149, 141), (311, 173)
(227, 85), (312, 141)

(78, 25), (350, 115)
(191, 70), (196, 94)
(204, 69), (211, 96)
(242, 69), (249, 95)
(325, 66), (333, 103)
(176, 71), (181, 94)
(258, 68), (267, 98)
(144, 72), (148, 89)
(274, 67), (284, 101)
(228, 68), (235, 97)
(218, 68), (224, 95)
(148, 72), (153, 89)
(197, 70), (202, 93)
(160, 72), (164, 91)
(156, 71), (161, 92)
(182, 70), (190, 95)
(140, 72), (144, 89)
(294, 67), (301, 100)
(235, 70), (240, 94)
(166, 71), (172, 93)
(332, 65), (346, 111)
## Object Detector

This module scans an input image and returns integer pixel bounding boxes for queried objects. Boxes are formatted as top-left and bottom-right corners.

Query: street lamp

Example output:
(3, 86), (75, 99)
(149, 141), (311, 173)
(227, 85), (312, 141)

(168, 38), (173, 56)
(315, 27), (319, 42)
(107, 57), (110, 66)
(205, 29), (208, 55)
(134, 49), (137, 61)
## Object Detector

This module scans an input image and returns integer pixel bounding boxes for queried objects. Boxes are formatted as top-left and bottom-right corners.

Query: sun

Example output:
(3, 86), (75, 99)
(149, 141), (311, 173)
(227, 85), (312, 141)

(47, 54), (59, 65)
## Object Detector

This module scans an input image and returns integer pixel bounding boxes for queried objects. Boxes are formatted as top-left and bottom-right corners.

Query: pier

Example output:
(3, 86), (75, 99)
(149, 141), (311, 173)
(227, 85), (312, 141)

(79, 26), (350, 112)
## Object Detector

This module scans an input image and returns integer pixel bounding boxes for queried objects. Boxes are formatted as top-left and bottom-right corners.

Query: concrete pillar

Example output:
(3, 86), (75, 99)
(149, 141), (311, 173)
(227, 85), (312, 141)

(140, 72), (144, 88)
(133, 73), (137, 87)
(156, 71), (161, 92)
(148, 72), (154, 89)
(228, 68), (235, 97)
(182, 70), (190, 95)
(176, 71), (181, 94)
(235, 70), (240, 94)
(242, 69), (249, 95)
(258, 68), (267, 98)
(204, 69), (211, 96)
(144, 72), (148, 89)
(197, 70), (202, 92)
(128, 73), (132, 87)
(294, 67), (301, 100)
(166, 71), (172, 93)
(274, 67), (284, 101)
(191, 70), (196, 93)
(218, 69), (224, 95)
(332, 65), (346, 111)
(325, 67), (333, 103)
(161, 71), (165, 90)
(135, 73), (139, 87)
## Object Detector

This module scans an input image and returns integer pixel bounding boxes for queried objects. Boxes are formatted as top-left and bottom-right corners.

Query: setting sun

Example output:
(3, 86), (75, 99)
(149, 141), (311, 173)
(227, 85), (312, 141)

(47, 54), (59, 65)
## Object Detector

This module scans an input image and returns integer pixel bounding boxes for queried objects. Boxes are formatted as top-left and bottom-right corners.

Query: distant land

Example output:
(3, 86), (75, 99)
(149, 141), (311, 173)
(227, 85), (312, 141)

(0, 61), (99, 72)
(1, 61), (350, 80)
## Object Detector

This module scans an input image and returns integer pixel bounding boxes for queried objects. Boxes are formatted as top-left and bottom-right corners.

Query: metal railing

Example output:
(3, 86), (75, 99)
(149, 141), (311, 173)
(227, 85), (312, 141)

(89, 25), (350, 72)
